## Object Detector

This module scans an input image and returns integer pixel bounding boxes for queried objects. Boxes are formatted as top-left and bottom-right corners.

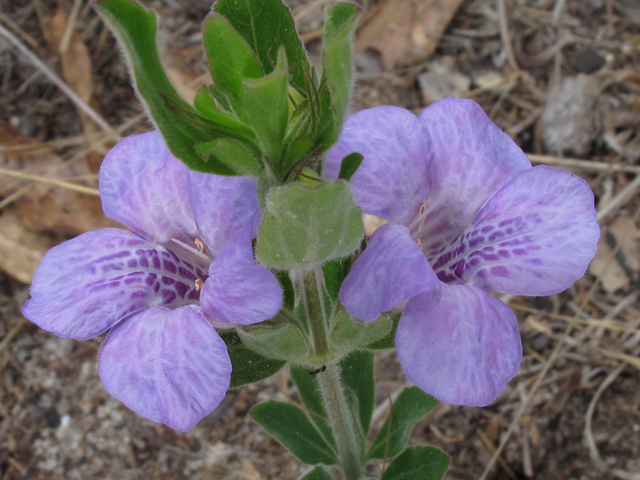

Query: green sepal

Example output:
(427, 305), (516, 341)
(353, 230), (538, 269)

(251, 401), (339, 465)
(286, 135), (314, 168)
(338, 152), (364, 181)
(219, 330), (286, 388)
(256, 180), (364, 270)
(96, 0), (235, 174)
(203, 13), (264, 101)
(330, 310), (393, 353)
(195, 139), (262, 177)
(367, 387), (438, 460)
(301, 466), (335, 480)
(236, 322), (310, 363)
(363, 311), (400, 350)
(275, 270), (295, 311)
(213, 0), (311, 93)
(382, 446), (449, 480)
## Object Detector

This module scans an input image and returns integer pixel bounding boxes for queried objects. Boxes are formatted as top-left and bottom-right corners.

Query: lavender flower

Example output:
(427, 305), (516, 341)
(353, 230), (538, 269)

(23, 131), (282, 431)
(326, 98), (599, 406)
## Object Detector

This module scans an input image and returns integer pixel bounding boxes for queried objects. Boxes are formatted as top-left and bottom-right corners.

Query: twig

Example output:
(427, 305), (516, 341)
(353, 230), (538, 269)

(596, 174), (640, 222)
(59, 0), (84, 54)
(0, 167), (99, 196)
(0, 21), (119, 140)
(0, 319), (26, 352)
(528, 154), (640, 174)
(498, 0), (519, 71)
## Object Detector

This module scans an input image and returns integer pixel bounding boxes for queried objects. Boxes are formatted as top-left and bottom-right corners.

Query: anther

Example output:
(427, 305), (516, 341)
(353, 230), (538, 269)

(416, 239), (422, 249)
(195, 279), (204, 291)
(418, 203), (427, 232)
(195, 238), (206, 254)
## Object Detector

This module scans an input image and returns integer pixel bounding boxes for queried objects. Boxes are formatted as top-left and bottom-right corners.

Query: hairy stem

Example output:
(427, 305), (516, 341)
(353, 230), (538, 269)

(301, 268), (362, 479)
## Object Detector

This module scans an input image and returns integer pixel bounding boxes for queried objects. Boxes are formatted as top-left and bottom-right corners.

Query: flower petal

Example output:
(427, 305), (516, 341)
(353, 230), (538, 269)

(396, 283), (522, 407)
(22, 229), (207, 340)
(432, 166), (600, 296)
(325, 106), (432, 226)
(339, 223), (441, 322)
(99, 131), (199, 244)
(187, 172), (260, 257)
(98, 305), (231, 432)
(417, 98), (531, 256)
(200, 221), (282, 324)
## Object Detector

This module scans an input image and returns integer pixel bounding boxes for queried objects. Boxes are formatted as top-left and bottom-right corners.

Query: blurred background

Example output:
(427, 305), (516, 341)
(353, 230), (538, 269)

(1, 0), (639, 478)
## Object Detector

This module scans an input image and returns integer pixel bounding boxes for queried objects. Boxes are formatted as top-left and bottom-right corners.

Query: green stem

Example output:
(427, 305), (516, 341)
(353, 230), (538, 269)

(317, 362), (362, 480)
(302, 269), (329, 357)
(300, 268), (362, 480)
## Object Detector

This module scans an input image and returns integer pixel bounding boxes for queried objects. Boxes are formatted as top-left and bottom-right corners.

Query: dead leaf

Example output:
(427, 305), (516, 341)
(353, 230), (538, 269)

(0, 207), (54, 284)
(356, 0), (465, 69)
(0, 120), (117, 235)
(46, 7), (109, 173)
(589, 217), (640, 293)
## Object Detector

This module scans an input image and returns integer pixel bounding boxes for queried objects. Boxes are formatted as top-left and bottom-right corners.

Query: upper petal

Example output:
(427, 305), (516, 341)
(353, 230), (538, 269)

(417, 98), (532, 256)
(187, 171), (260, 257)
(432, 166), (600, 296)
(396, 283), (522, 407)
(98, 305), (231, 432)
(325, 106), (432, 226)
(200, 220), (282, 324)
(22, 229), (207, 340)
(99, 131), (199, 244)
(339, 223), (441, 322)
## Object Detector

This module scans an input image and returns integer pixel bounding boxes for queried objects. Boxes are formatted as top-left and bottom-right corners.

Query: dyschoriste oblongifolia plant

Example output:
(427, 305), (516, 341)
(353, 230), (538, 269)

(22, 0), (600, 479)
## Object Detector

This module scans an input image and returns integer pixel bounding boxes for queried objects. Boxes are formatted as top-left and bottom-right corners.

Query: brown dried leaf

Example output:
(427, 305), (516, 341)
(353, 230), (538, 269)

(356, 0), (464, 69)
(0, 207), (54, 284)
(0, 121), (117, 235)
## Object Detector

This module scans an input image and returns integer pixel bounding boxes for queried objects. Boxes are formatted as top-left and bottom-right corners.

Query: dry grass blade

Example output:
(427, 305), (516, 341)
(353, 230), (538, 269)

(0, 167), (99, 196)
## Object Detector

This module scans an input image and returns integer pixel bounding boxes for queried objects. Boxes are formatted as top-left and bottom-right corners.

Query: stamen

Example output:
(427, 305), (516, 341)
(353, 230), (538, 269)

(416, 239), (422, 249)
(169, 238), (210, 261)
(195, 238), (206, 254)
(195, 279), (204, 291)
(418, 203), (427, 232)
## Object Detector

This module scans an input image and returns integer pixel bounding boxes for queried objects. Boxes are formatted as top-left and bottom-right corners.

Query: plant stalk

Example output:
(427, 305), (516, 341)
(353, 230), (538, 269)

(301, 268), (362, 480)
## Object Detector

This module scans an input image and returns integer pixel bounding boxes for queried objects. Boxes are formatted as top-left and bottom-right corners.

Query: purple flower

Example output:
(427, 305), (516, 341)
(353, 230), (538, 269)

(23, 131), (282, 431)
(326, 98), (599, 406)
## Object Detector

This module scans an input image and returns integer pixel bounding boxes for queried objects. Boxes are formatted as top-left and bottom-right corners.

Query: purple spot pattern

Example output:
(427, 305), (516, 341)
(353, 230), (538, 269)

(86, 244), (207, 308)
(431, 213), (543, 285)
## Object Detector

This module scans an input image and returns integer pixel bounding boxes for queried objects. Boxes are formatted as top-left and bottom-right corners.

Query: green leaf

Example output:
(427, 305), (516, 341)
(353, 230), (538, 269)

(252, 401), (338, 465)
(203, 13), (264, 101)
(275, 270), (295, 310)
(220, 330), (286, 388)
(214, 0), (311, 93)
(330, 311), (393, 353)
(301, 466), (335, 480)
(195, 139), (262, 177)
(237, 323), (310, 362)
(256, 180), (363, 270)
(96, 0), (234, 174)
(193, 86), (256, 140)
(321, 3), (359, 131)
(290, 365), (336, 448)
(286, 135), (314, 167)
(322, 257), (352, 303)
(363, 312), (400, 350)
(367, 387), (438, 460)
(339, 350), (375, 436)
(237, 46), (289, 165)
(338, 153), (363, 181)
(382, 446), (449, 480)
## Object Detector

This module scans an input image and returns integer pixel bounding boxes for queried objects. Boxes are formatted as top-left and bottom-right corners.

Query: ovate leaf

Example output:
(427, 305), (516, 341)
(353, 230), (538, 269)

(301, 466), (335, 480)
(96, 0), (234, 174)
(382, 446), (449, 480)
(257, 180), (363, 270)
(252, 401), (338, 465)
(339, 350), (375, 436)
(338, 152), (363, 181)
(367, 387), (438, 460)
(214, 0), (310, 93)
(220, 330), (286, 388)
